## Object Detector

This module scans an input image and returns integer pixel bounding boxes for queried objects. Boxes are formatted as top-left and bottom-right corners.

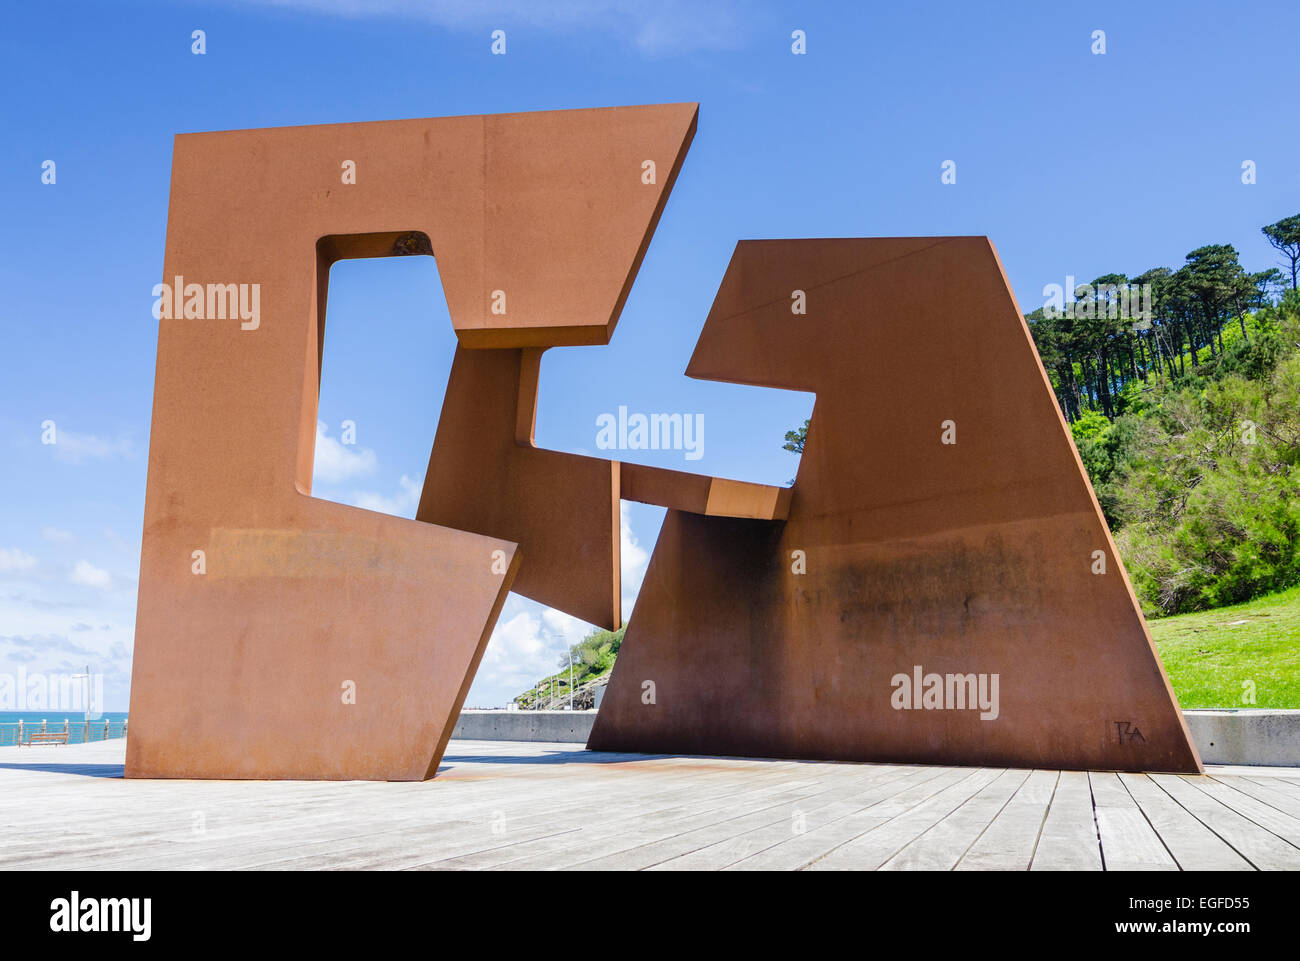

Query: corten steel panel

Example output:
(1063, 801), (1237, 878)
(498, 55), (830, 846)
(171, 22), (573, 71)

(621, 463), (792, 520)
(127, 102), (697, 781)
(419, 346), (623, 629)
(417, 352), (796, 628)
(588, 237), (1202, 774)
(162, 102), (695, 351)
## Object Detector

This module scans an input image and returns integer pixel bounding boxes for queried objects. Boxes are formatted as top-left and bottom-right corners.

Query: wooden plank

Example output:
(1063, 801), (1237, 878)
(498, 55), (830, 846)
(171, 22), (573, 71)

(561, 792), (826, 870)
(1213, 774), (1300, 820)
(1089, 772), (1178, 871)
(5, 739), (1300, 872)
(1117, 773), (1250, 871)
(21, 776), (496, 869)
(139, 762), (807, 871)
(399, 761), (842, 871)
(559, 762), (897, 871)
(723, 767), (955, 871)
(421, 764), (840, 870)
(955, 770), (1057, 871)
(1239, 774), (1300, 805)
(882, 769), (1029, 871)
(1150, 774), (1300, 870)
(805, 768), (1001, 871)
(1031, 770), (1102, 871)
(1181, 776), (1300, 849)
(2, 782), (394, 868)
(18, 748), (761, 870)
(642, 765), (919, 871)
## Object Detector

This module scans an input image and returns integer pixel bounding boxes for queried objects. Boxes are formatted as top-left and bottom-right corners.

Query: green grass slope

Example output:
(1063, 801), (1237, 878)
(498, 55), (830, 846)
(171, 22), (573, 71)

(1149, 585), (1300, 708)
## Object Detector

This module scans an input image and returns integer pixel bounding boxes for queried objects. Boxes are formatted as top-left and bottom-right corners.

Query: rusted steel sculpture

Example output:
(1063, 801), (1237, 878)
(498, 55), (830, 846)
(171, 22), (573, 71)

(588, 238), (1202, 774)
(130, 102), (1200, 781)
(127, 103), (698, 780)
(418, 347), (795, 630)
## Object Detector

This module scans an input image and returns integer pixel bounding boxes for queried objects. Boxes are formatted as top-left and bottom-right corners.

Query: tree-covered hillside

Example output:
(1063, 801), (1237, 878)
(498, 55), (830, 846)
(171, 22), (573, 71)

(513, 627), (624, 710)
(1025, 216), (1300, 617)
(783, 216), (1300, 619)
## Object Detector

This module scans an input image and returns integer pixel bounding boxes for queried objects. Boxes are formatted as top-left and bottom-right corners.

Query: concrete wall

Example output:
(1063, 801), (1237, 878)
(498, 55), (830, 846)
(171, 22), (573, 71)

(455, 709), (1300, 766)
(453, 710), (597, 743)
(1183, 709), (1300, 767)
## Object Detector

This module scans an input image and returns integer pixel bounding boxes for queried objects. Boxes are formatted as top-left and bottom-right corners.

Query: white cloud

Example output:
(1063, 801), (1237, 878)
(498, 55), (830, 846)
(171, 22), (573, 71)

(48, 430), (133, 465)
(2, 632), (97, 658)
(463, 502), (658, 705)
(485, 610), (551, 670)
(541, 606), (584, 640)
(223, 0), (756, 55)
(471, 609), (555, 707)
(69, 560), (112, 590)
(620, 502), (650, 612)
(0, 633), (136, 713)
(41, 527), (74, 542)
(465, 597), (596, 707)
(312, 420), (377, 483)
(0, 565), (139, 711)
(351, 474), (423, 517)
(0, 548), (37, 573)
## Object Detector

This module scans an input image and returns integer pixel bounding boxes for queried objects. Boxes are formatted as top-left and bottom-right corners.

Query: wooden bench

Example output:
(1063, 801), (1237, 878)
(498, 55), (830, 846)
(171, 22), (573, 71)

(21, 731), (69, 746)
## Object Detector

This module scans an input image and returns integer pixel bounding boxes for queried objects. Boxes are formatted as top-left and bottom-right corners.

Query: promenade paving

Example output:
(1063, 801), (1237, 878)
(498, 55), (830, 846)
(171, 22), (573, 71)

(3, 739), (1298, 870)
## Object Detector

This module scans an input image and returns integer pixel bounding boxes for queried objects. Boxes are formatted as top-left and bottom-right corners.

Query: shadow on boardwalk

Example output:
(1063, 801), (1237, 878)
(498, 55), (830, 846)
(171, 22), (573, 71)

(0, 761), (123, 779)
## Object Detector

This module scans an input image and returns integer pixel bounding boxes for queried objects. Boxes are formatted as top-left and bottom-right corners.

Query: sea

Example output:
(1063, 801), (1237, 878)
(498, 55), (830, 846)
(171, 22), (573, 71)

(0, 711), (129, 747)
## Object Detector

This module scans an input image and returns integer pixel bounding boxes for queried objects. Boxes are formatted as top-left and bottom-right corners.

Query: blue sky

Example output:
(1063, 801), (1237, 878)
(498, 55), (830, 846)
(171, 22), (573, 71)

(2, 0), (1297, 710)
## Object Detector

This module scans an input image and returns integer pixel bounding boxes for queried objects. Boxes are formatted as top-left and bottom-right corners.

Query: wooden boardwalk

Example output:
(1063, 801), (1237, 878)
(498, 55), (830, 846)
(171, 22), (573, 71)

(2, 739), (1299, 870)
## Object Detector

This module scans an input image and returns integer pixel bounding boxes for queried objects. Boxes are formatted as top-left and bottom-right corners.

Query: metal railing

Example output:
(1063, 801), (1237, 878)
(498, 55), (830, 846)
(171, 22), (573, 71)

(0, 717), (128, 747)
